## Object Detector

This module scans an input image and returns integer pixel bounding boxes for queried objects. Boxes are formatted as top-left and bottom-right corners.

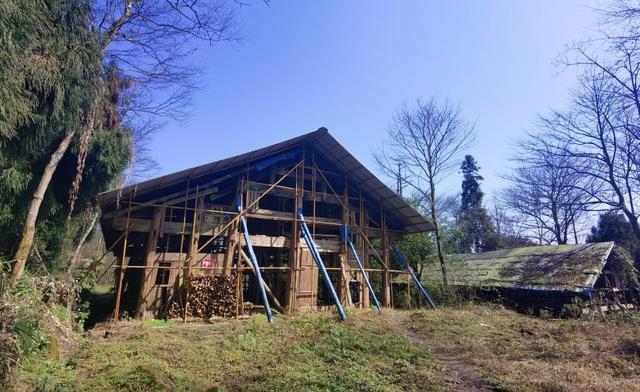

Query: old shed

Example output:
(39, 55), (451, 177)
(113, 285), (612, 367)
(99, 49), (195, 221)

(97, 128), (434, 320)
(422, 242), (640, 314)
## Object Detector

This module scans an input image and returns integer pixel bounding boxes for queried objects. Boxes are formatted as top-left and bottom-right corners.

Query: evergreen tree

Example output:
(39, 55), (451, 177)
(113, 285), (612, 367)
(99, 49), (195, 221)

(457, 155), (498, 253)
(0, 0), (131, 272)
(461, 155), (484, 212)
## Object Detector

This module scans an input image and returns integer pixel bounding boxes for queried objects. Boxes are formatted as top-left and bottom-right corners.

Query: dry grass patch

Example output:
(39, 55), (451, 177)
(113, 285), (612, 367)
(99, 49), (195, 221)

(11, 304), (640, 392)
(402, 306), (640, 392)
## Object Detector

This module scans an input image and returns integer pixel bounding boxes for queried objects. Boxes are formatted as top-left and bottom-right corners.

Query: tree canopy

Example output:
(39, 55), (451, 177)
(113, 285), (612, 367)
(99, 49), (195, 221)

(0, 0), (131, 270)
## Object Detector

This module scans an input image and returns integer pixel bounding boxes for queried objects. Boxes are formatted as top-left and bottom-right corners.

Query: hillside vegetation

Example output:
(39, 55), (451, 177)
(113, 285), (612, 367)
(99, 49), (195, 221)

(12, 305), (640, 392)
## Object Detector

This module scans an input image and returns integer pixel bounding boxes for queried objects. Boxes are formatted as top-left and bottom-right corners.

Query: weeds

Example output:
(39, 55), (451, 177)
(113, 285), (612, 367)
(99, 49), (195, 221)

(9, 302), (640, 392)
(0, 269), (81, 387)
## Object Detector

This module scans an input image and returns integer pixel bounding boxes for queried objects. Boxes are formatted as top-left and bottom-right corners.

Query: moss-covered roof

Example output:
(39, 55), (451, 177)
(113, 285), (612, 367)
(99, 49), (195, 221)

(422, 242), (615, 293)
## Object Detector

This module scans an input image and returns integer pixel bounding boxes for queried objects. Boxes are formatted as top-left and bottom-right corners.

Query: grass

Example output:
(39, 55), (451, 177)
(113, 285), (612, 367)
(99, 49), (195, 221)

(14, 311), (442, 392)
(404, 306), (640, 392)
(10, 305), (640, 392)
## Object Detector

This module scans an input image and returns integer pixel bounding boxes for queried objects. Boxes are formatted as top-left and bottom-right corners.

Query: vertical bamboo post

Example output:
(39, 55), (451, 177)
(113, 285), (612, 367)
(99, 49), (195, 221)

(183, 185), (200, 322)
(236, 184), (244, 317)
(175, 181), (190, 312)
(311, 158), (317, 307)
(339, 180), (353, 307)
(359, 192), (369, 308)
(222, 223), (236, 276)
(382, 210), (392, 307)
(286, 161), (303, 313)
(113, 193), (133, 321)
(236, 239), (243, 317)
(312, 151), (317, 237)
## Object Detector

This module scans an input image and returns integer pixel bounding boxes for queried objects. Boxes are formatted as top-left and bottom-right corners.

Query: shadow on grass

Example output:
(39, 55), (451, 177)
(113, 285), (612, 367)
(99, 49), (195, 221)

(81, 286), (115, 329)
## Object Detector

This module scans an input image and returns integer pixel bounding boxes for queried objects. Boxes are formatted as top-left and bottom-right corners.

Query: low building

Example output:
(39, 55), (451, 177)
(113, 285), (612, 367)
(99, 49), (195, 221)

(422, 242), (640, 315)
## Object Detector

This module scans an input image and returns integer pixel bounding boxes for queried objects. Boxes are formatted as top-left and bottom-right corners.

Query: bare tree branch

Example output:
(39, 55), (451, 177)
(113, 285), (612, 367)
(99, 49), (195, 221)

(374, 97), (474, 285)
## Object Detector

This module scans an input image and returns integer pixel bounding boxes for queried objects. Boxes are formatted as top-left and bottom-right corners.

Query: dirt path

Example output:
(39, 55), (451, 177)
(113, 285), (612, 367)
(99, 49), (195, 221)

(390, 313), (495, 392)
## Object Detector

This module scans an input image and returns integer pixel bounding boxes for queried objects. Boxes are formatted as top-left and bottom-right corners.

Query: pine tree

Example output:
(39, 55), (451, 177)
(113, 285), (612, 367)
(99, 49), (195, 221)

(458, 155), (498, 253)
(461, 155), (484, 212)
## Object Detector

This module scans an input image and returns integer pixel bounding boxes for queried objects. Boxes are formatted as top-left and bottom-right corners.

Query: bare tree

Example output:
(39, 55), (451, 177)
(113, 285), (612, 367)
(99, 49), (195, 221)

(11, 0), (244, 284)
(542, 0), (640, 244)
(533, 70), (640, 241)
(502, 140), (589, 245)
(375, 98), (474, 285)
(488, 196), (537, 248)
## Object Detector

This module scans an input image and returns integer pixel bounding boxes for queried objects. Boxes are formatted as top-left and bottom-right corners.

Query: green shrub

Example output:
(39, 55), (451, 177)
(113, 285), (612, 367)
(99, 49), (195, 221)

(424, 282), (478, 307)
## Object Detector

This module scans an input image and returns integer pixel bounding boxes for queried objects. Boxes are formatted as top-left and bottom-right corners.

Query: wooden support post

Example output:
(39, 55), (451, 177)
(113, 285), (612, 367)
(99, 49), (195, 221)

(236, 239), (243, 317)
(360, 193), (369, 309)
(236, 186), (244, 318)
(286, 163), (303, 313)
(339, 183), (353, 308)
(222, 223), (238, 276)
(311, 162), (317, 307)
(382, 210), (392, 308)
(136, 206), (165, 319)
(174, 182), (190, 312)
(183, 190), (202, 322)
(113, 194), (133, 321)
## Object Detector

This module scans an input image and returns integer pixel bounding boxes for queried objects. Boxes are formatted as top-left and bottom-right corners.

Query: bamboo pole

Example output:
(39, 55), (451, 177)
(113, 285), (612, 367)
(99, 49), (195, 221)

(382, 210), (392, 307)
(113, 193), (133, 320)
(340, 180), (353, 307)
(183, 185), (200, 322)
(311, 155), (317, 307)
(176, 180), (190, 314)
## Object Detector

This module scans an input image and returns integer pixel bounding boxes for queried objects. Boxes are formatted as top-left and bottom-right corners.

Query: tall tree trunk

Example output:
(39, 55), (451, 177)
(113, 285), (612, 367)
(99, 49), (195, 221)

(66, 208), (100, 276)
(429, 179), (448, 286)
(10, 130), (76, 284)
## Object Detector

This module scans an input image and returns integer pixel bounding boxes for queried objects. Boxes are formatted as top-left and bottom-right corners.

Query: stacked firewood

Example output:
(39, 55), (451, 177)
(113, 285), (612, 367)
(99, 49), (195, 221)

(167, 274), (237, 319)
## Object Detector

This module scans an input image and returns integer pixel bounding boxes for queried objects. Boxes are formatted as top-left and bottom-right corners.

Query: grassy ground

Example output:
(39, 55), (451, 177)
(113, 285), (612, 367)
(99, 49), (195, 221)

(11, 305), (640, 392)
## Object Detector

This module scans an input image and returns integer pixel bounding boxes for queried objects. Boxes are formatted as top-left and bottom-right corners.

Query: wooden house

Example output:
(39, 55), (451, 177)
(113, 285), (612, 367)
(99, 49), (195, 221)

(97, 128), (434, 320)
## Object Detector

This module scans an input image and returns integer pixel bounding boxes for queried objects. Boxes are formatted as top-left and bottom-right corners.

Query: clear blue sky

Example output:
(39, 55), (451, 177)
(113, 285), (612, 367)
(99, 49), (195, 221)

(149, 0), (599, 199)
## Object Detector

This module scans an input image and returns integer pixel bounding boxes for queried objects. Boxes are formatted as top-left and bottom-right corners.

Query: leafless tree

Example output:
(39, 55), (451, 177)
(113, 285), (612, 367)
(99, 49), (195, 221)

(375, 98), (474, 285)
(11, 0), (246, 284)
(532, 70), (640, 242)
(541, 0), (640, 245)
(502, 140), (590, 245)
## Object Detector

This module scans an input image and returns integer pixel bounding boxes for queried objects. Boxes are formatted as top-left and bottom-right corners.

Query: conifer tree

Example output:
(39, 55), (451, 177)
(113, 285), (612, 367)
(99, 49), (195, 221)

(458, 155), (498, 253)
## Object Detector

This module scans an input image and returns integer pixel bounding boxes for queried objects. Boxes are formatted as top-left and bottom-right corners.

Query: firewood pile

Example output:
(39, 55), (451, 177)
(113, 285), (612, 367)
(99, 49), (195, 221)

(167, 274), (237, 319)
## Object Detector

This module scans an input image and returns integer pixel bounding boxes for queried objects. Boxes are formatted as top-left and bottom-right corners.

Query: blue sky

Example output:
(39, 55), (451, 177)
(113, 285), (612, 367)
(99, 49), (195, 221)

(149, 0), (599, 199)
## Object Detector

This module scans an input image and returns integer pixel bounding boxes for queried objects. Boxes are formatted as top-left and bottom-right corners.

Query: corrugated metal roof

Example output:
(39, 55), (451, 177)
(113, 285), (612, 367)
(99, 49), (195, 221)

(98, 128), (434, 233)
(422, 242), (615, 293)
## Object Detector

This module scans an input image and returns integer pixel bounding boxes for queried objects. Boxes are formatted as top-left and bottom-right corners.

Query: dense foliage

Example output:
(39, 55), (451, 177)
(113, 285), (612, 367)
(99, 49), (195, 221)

(0, 0), (131, 270)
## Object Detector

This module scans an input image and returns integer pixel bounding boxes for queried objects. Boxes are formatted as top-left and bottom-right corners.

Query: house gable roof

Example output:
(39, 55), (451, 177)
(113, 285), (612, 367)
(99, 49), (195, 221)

(422, 242), (615, 293)
(97, 128), (434, 233)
